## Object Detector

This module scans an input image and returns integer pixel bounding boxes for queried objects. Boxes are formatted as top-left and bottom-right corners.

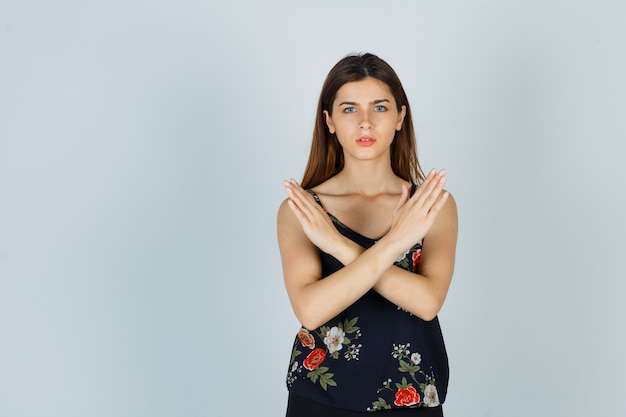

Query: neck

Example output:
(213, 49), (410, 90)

(333, 158), (404, 196)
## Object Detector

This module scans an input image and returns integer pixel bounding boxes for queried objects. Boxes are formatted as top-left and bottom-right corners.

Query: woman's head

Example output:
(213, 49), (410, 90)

(301, 53), (424, 189)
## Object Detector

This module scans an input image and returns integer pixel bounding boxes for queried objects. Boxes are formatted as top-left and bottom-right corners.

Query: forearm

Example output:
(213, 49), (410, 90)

(328, 240), (446, 321)
(373, 268), (447, 321)
(295, 235), (405, 329)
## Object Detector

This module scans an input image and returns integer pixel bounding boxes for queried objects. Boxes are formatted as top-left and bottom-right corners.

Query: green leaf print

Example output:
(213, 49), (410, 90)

(343, 317), (359, 334)
(398, 359), (421, 382)
(307, 366), (336, 391)
(371, 397), (391, 410)
(319, 325), (330, 337)
(319, 372), (337, 390)
(291, 347), (302, 364)
(289, 316), (361, 391)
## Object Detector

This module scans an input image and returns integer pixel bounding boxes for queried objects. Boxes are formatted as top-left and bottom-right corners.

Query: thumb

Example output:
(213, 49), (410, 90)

(394, 184), (410, 211)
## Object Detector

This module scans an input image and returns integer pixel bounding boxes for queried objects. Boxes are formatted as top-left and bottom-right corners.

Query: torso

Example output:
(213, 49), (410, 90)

(285, 183), (449, 411)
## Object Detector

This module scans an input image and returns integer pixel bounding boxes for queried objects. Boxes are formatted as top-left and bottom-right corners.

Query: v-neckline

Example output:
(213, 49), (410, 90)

(307, 185), (417, 242)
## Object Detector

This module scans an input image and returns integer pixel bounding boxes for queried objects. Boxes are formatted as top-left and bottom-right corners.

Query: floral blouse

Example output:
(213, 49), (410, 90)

(285, 185), (449, 412)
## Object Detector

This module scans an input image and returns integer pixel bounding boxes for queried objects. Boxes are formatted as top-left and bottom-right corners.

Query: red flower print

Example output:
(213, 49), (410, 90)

(303, 348), (326, 370)
(297, 328), (315, 349)
(412, 249), (422, 271)
(394, 386), (420, 407)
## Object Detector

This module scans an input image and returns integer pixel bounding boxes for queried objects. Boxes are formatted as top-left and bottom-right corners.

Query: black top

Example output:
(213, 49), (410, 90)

(285, 185), (449, 412)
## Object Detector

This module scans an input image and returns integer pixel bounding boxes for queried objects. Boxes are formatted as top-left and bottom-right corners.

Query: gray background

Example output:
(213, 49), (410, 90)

(1, 1), (625, 416)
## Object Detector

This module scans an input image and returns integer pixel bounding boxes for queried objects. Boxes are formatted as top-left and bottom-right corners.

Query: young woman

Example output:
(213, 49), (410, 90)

(277, 53), (458, 416)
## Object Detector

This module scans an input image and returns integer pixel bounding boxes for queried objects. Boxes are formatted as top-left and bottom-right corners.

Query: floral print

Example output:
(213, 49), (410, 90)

(297, 329), (315, 349)
(324, 326), (345, 354)
(287, 317), (361, 391)
(368, 342), (440, 411)
(394, 243), (422, 272)
(344, 343), (362, 361)
(394, 385), (420, 407)
(395, 249), (411, 263)
(411, 249), (422, 271)
(303, 348), (326, 370)
(423, 384), (440, 407)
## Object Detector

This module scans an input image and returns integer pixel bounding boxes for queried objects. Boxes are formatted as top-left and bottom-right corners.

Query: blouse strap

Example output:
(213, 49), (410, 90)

(305, 189), (324, 208)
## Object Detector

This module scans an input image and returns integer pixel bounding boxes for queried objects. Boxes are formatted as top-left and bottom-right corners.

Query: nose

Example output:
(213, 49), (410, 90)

(359, 112), (372, 130)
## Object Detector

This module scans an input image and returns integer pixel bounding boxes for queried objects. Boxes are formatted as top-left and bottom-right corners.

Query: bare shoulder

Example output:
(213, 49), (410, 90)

(439, 191), (458, 223)
(277, 198), (302, 238)
(419, 191), (458, 278)
(423, 191), (458, 247)
(277, 197), (315, 248)
(277, 197), (293, 222)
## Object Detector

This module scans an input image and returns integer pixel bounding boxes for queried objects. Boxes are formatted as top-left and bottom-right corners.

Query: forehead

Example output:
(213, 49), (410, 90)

(333, 77), (395, 106)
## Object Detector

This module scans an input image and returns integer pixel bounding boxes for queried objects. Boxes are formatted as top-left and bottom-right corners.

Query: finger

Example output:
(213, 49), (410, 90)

(421, 173), (447, 210)
(284, 181), (312, 219)
(412, 169), (445, 206)
(290, 180), (330, 218)
(413, 169), (438, 196)
(284, 180), (323, 221)
(394, 183), (410, 211)
(428, 190), (449, 217)
(288, 180), (316, 206)
(287, 197), (310, 226)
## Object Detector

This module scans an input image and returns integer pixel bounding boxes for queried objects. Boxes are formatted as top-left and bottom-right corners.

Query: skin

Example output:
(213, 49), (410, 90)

(277, 77), (458, 330)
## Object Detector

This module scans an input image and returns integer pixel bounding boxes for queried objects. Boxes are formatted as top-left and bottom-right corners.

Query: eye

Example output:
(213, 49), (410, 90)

(343, 107), (356, 113)
(374, 105), (387, 112)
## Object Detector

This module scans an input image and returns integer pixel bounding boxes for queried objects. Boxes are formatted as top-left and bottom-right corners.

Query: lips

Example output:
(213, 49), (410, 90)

(356, 135), (376, 147)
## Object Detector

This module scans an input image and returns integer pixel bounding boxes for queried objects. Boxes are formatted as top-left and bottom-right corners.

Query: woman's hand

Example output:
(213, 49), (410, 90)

(386, 169), (449, 254)
(283, 179), (345, 254)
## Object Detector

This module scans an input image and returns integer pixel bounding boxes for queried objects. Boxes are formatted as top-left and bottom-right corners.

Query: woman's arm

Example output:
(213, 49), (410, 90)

(278, 171), (450, 329)
(277, 198), (402, 330)
(373, 195), (458, 321)
(286, 195), (457, 322)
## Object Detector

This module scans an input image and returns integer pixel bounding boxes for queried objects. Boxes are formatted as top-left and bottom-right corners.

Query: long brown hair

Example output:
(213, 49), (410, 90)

(301, 53), (425, 189)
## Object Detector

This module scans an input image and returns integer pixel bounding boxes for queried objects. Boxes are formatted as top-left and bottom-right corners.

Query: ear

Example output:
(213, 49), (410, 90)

(395, 105), (407, 131)
(323, 110), (336, 134)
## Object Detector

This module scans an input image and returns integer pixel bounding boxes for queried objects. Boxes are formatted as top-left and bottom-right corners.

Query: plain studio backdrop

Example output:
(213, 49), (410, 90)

(1, 1), (625, 416)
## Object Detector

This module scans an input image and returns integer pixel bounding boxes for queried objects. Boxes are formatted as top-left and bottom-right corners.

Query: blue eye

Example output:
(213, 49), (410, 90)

(374, 105), (387, 112)
(343, 107), (356, 113)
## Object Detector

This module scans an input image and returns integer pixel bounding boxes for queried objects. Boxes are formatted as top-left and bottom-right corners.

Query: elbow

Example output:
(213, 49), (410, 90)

(413, 295), (445, 322)
(418, 310), (439, 322)
(299, 318), (323, 332)
(293, 302), (326, 331)
(297, 314), (325, 332)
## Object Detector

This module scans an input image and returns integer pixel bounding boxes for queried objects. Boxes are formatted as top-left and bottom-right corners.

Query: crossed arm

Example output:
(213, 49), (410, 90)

(277, 170), (458, 330)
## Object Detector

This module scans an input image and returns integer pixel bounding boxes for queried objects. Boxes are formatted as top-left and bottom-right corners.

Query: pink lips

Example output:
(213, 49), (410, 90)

(356, 135), (376, 147)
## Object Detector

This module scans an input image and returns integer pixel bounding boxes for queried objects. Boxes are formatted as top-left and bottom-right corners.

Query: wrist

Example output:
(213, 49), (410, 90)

(332, 236), (364, 265)
(376, 233), (409, 263)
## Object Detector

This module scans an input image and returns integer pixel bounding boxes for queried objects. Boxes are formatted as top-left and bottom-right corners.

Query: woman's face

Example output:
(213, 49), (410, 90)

(324, 77), (406, 163)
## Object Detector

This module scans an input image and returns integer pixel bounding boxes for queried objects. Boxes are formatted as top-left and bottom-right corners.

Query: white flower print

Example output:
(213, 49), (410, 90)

(344, 343), (362, 361)
(423, 384), (440, 407)
(410, 352), (422, 365)
(324, 326), (345, 353)
(395, 249), (410, 263)
(392, 343), (411, 359)
(291, 361), (298, 372)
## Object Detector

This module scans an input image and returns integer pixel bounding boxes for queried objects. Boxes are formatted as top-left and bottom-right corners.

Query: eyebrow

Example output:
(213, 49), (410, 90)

(337, 99), (391, 106)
